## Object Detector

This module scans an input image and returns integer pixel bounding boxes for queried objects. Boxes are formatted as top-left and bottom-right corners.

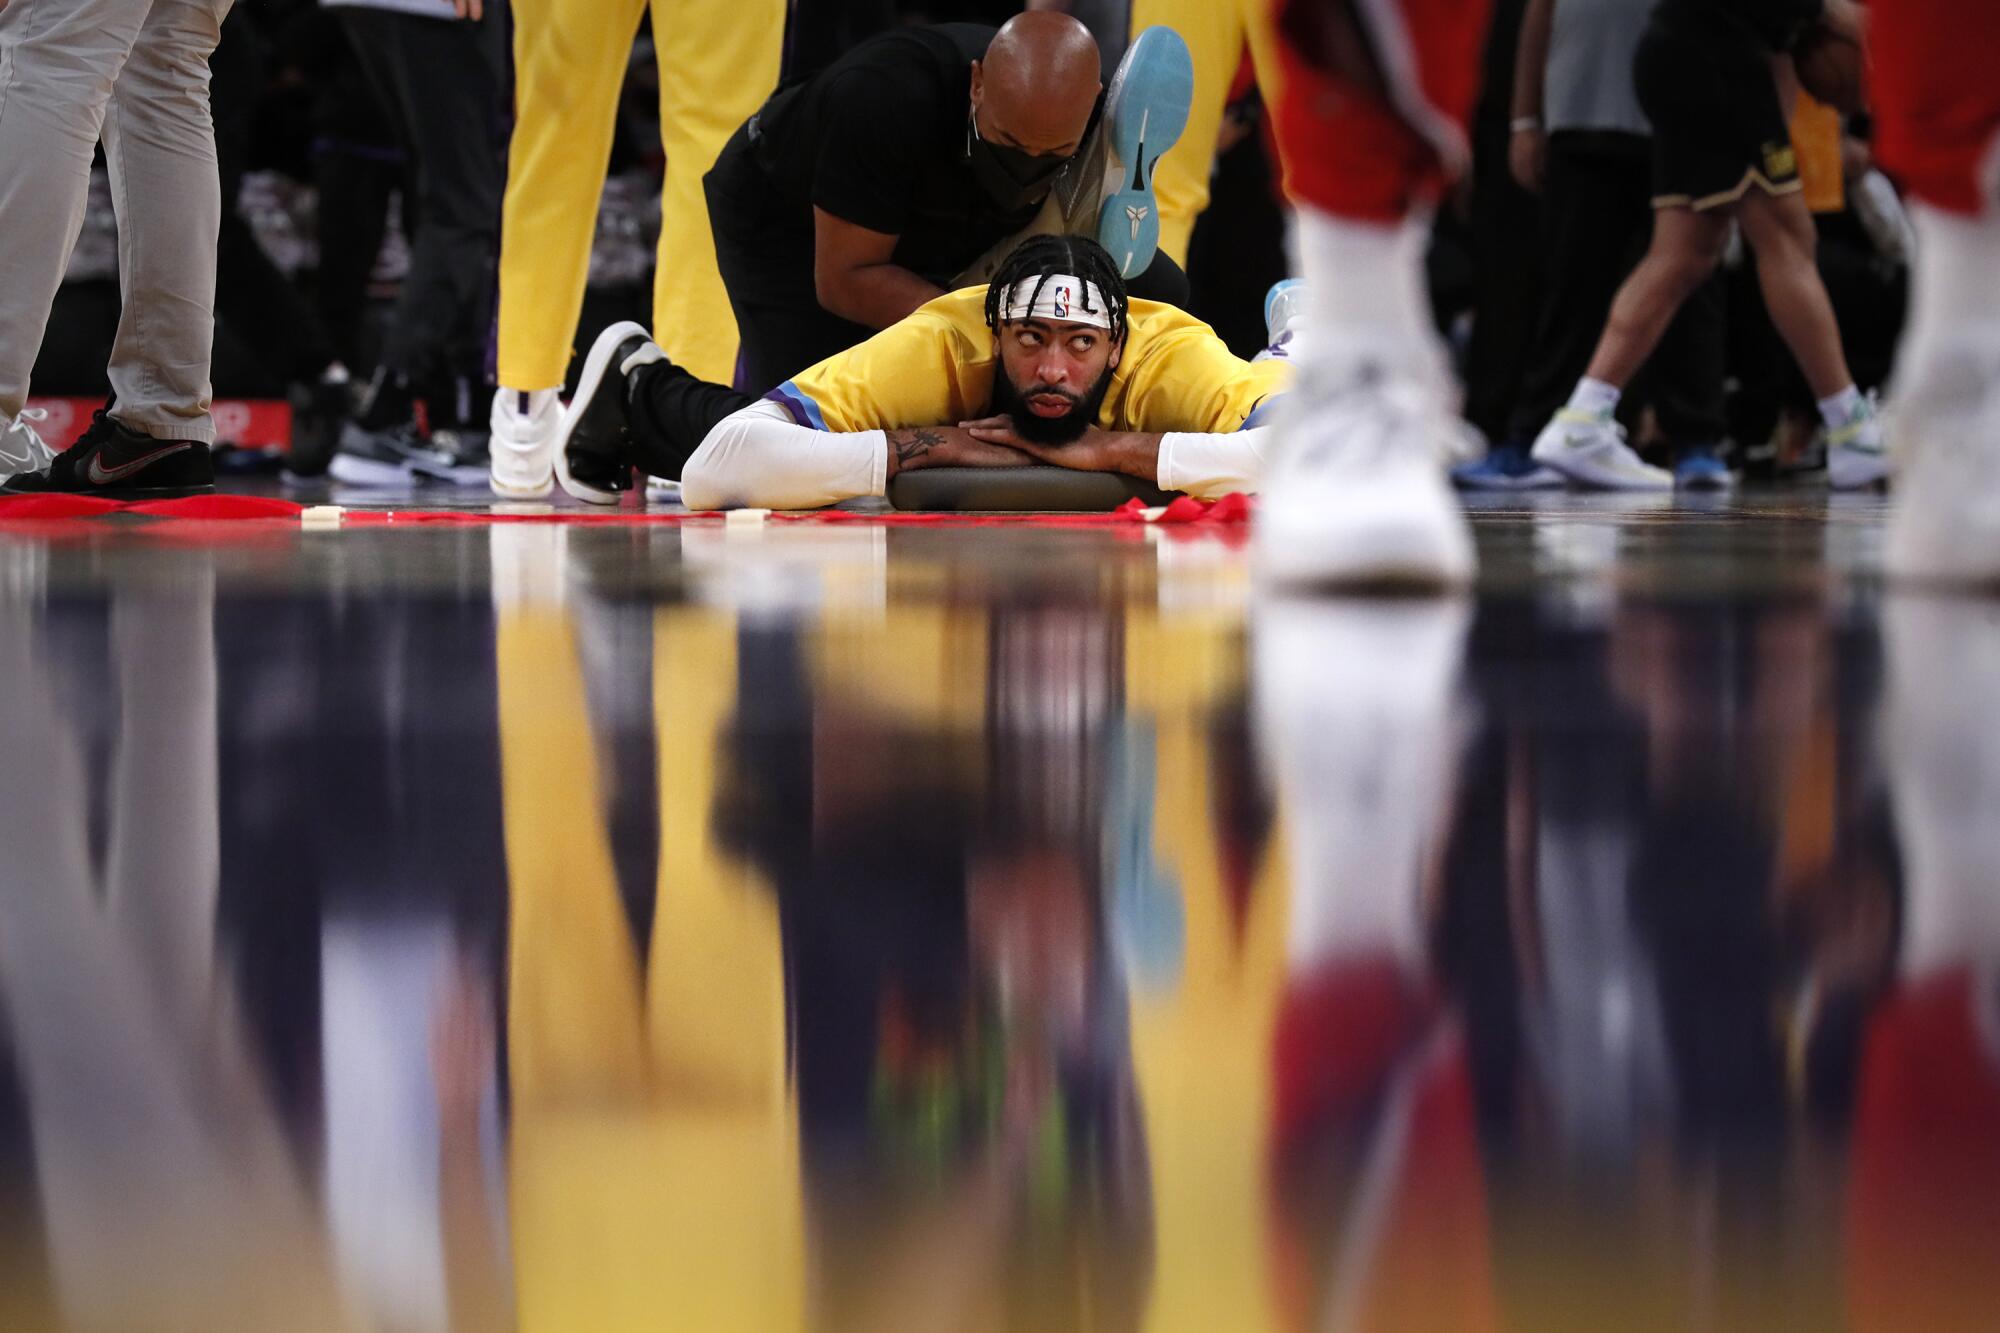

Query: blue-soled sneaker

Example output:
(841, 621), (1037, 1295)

(1451, 441), (1566, 491)
(1093, 26), (1194, 279)
(1673, 441), (1735, 491)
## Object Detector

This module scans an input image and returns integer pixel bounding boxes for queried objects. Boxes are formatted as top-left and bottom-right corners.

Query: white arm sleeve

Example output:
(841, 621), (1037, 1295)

(680, 399), (888, 511)
(1156, 427), (1270, 500)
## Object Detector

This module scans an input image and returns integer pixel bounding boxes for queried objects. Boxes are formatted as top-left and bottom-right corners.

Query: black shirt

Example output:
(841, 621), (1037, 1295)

(1654, 0), (1825, 51)
(748, 23), (1043, 287)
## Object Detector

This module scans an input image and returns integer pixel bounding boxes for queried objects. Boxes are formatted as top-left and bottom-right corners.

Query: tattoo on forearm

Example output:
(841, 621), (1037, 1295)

(887, 427), (945, 465)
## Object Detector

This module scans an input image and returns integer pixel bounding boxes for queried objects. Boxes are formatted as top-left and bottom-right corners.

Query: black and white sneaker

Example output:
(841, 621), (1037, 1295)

(329, 421), (454, 487)
(1, 406), (214, 498)
(407, 428), (492, 487)
(556, 320), (665, 506)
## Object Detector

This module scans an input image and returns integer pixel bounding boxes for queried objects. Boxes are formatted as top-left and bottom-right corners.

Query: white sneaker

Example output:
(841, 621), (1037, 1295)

(1885, 347), (2000, 583)
(1531, 407), (1672, 490)
(1255, 279), (1308, 364)
(488, 386), (561, 499)
(0, 408), (56, 481)
(1826, 391), (1890, 490)
(1254, 365), (1477, 588)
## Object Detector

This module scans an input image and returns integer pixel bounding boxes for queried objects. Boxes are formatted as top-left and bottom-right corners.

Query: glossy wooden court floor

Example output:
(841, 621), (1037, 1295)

(0, 486), (1993, 1331)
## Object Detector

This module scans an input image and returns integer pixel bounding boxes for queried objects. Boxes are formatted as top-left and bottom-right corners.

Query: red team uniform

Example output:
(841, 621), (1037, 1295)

(1871, 0), (2000, 216)
(1271, 0), (1491, 221)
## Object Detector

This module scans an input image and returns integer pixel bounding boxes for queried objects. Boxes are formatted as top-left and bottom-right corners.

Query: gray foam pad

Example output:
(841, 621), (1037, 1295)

(887, 465), (1177, 512)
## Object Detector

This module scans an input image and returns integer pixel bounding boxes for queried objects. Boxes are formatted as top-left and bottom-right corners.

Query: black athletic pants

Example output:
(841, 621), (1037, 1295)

(211, 9), (338, 388)
(1506, 131), (1727, 447)
(1461, 115), (1545, 445)
(338, 6), (509, 395)
(628, 360), (757, 480)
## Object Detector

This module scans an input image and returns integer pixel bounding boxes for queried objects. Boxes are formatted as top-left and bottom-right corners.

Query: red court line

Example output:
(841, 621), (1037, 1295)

(0, 493), (1251, 527)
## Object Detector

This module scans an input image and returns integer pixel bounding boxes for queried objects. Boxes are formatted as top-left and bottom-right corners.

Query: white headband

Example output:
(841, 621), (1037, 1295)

(995, 274), (1112, 330)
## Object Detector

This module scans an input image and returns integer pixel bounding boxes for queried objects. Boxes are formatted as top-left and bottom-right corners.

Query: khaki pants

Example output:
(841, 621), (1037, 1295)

(0, 0), (234, 442)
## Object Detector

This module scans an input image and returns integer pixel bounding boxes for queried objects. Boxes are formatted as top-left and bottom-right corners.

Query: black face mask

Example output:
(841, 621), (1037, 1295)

(966, 109), (1070, 211)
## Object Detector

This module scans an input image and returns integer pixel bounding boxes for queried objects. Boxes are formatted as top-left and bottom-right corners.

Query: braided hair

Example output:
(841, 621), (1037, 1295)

(983, 234), (1131, 346)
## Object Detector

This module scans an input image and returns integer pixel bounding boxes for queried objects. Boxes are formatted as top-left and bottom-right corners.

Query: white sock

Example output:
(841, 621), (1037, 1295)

(1911, 201), (2000, 333)
(1291, 205), (1441, 372)
(1897, 203), (2000, 397)
(1567, 377), (1621, 418)
(1819, 384), (1863, 429)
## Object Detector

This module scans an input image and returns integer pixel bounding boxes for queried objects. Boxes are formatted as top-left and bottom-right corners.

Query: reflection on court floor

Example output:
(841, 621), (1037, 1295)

(0, 507), (1993, 1331)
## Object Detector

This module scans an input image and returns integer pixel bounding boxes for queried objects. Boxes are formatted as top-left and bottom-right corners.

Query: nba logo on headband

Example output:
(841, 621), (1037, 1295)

(997, 273), (1112, 330)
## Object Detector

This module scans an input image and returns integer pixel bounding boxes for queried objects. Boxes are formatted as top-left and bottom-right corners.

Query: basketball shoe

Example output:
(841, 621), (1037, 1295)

(488, 386), (562, 499)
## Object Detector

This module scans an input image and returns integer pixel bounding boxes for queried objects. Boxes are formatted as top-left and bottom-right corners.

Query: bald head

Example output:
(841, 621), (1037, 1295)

(972, 13), (1101, 157)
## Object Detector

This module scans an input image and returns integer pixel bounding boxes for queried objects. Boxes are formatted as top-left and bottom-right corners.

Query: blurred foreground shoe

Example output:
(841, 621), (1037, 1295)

(1254, 357), (1477, 588)
(1886, 343), (2000, 584)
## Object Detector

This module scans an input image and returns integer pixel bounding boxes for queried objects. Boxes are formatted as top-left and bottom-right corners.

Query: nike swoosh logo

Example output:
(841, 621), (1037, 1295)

(87, 442), (192, 484)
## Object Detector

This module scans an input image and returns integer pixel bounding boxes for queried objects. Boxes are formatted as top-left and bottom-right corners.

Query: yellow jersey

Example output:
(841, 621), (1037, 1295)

(765, 287), (1291, 437)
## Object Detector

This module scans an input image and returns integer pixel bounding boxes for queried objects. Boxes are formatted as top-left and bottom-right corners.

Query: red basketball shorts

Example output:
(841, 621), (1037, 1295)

(1871, 0), (2000, 215)
(1270, 0), (1491, 222)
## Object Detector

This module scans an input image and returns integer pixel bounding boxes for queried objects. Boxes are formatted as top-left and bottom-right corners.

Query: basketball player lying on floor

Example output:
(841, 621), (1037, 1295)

(552, 236), (1294, 510)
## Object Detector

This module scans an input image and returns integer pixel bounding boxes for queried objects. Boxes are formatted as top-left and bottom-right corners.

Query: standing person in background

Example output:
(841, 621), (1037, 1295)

(1458, 0), (1730, 491)
(1251, 0), (1493, 586)
(1528, 0), (1886, 492)
(1455, 0), (1546, 478)
(321, 0), (508, 485)
(486, 0), (784, 499)
(0, 0), (237, 499)
(209, 6), (356, 478)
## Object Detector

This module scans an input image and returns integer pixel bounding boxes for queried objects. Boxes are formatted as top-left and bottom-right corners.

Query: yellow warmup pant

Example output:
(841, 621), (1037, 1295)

(1130, 0), (1287, 268)
(497, 607), (803, 1332)
(1124, 609), (1291, 1333)
(497, 0), (783, 390)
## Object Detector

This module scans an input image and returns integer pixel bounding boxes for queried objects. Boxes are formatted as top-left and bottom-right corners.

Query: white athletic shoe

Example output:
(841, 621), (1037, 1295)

(1254, 364), (1477, 588)
(488, 386), (562, 499)
(1826, 391), (1890, 490)
(1255, 279), (1308, 363)
(1884, 346), (2000, 584)
(1531, 407), (1672, 490)
(0, 408), (56, 481)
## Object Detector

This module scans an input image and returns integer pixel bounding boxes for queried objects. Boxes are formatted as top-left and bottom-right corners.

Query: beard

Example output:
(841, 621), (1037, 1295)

(988, 364), (1114, 445)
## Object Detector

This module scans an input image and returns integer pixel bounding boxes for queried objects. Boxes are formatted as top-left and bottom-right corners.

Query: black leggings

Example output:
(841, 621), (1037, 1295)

(628, 359), (757, 480)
